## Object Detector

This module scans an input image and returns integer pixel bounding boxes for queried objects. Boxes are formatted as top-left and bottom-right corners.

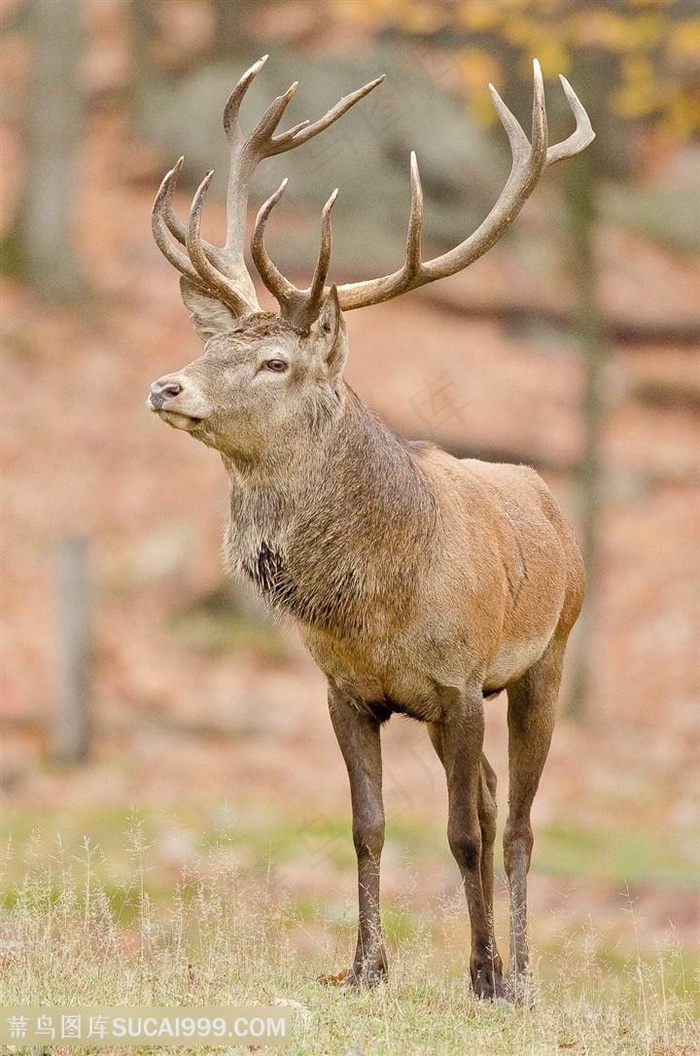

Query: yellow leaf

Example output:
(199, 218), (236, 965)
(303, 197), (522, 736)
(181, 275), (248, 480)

(571, 9), (634, 52)
(533, 39), (571, 78)
(502, 12), (537, 49)
(610, 56), (665, 119)
(457, 47), (503, 126)
(401, 1), (450, 35)
(664, 88), (700, 139)
(457, 1), (505, 33)
(669, 18), (700, 61)
(332, 0), (398, 27)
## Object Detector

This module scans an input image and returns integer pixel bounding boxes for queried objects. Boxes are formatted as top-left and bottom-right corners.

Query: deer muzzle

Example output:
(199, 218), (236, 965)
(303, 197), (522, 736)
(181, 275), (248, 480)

(148, 379), (183, 409)
(147, 374), (212, 431)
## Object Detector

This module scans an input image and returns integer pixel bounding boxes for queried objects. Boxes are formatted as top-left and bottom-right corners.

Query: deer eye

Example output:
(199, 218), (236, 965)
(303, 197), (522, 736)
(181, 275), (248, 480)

(265, 359), (288, 373)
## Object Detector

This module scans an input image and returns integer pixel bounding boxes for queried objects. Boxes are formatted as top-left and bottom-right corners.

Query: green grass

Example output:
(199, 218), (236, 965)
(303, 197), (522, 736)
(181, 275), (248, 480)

(3, 801), (694, 899)
(537, 821), (699, 887)
(1, 839), (697, 1055)
(1, 812), (698, 1055)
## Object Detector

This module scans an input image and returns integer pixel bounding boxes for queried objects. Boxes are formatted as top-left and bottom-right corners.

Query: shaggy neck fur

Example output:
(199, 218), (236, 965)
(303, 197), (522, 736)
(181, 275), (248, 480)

(223, 385), (438, 636)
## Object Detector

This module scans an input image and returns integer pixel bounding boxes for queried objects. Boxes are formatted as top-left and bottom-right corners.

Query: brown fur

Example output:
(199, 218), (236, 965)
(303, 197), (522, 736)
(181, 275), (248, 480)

(149, 292), (584, 1001)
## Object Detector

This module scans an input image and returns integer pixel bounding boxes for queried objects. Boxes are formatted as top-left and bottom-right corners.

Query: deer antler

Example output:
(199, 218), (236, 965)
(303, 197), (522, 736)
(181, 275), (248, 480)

(251, 180), (338, 330)
(254, 59), (594, 319)
(152, 55), (385, 321)
(153, 58), (593, 330)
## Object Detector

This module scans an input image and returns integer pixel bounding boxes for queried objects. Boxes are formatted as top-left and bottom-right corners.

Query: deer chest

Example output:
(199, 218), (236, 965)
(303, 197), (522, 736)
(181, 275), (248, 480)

(240, 541), (365, 634)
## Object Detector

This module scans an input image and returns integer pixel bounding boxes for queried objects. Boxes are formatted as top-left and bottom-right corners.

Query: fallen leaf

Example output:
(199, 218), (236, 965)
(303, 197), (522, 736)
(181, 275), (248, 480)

(318, 969), (350, 986)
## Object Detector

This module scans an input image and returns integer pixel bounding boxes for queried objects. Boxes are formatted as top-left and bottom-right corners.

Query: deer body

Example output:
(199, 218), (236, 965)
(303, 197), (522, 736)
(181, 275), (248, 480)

(148, 57), (593, 1001)
(223, 384), (580, 711)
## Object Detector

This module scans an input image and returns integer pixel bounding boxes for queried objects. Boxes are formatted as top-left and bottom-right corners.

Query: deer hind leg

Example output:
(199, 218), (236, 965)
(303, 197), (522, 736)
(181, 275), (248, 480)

(328, 682), (387, 988)
(429, 694), (504, 1000)
(429, 727), (498, 922)
(504, 637), (564, 1004)
(478, 754), (498, 928)
(432, 726), (498, 925)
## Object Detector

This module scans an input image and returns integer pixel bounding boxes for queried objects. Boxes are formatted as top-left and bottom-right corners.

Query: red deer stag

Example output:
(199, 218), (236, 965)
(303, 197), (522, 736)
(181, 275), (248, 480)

(148, 55), (593, 1002)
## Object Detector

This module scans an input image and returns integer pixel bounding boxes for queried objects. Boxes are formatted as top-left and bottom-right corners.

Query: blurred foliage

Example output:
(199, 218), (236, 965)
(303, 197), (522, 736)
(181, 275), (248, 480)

(334, 0), (699, 143)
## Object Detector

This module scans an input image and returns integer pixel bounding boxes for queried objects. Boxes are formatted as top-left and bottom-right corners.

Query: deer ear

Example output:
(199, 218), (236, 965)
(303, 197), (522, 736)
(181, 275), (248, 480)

(179, 277), (239, 343)
(315, 285), (347, 380)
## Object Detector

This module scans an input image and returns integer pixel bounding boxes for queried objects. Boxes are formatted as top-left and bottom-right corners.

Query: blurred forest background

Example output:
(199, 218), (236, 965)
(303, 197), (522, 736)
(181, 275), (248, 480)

(1, 0), (699, 990)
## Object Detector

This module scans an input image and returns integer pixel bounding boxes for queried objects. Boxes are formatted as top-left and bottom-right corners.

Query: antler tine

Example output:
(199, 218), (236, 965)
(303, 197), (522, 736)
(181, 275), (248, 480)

(158, 156), (187, 247)
(333, 61), (594, 313)
(222, 55), (276, 259)
(488, 86), (530, 167)
(486, 60), (547, 207)
(285, 75), (386, 149)
(252, 181), (341, 330)
(546, 74), (595, 166)
(250, 179), (301, 311)
(251, 81), (301, 150)
(187, 171), (259, 316)
(222, 54), (269, 140)
(530, 58), (548, 172)
(152, 161), (202, 285)
(405, 152), (424, 279)
(156, 155), (243, 277)
(223, 61), (384, 158)
(302, 188), (339, 326)
(221, 58), (309, 273)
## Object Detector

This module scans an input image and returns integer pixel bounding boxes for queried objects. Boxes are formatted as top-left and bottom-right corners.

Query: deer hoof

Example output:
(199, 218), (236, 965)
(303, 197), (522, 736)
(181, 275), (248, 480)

(505, 971), (536, 1008)
(471, 966), (506, 1002)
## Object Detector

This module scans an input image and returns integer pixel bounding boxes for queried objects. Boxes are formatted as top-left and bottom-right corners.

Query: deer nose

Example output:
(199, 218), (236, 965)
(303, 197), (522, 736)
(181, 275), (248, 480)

(149, 379), (183, 409)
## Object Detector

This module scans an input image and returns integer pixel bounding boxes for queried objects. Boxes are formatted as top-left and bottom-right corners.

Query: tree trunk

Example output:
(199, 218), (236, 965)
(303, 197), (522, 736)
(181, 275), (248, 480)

(564, 149), (607, 721)
(20, 0), (85, 300)
(54, 537), (91, 766)
(130, 0), (163, 138)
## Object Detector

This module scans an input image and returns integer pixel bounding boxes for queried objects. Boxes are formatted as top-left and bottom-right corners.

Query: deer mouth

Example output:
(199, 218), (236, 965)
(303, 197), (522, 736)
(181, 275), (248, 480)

(151, 405), (203, 431)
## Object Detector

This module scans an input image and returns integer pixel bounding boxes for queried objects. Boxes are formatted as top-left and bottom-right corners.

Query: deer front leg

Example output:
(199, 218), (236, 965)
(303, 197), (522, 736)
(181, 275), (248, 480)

(438, 689), (504, 1000)
(328, 682), (387, 987)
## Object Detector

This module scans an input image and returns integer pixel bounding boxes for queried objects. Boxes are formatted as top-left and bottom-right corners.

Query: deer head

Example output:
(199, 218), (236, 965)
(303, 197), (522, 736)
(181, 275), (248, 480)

(148, 288), (347, 463)
(148, 55), (593, 463)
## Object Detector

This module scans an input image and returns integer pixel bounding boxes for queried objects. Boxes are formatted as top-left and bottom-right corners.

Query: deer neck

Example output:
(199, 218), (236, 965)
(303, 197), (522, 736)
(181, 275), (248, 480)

(222, 386), (437, 631)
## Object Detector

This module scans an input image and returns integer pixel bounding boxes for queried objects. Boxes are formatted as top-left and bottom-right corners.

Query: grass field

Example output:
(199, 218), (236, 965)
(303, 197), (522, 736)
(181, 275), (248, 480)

(1, 806), (697, 1056)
